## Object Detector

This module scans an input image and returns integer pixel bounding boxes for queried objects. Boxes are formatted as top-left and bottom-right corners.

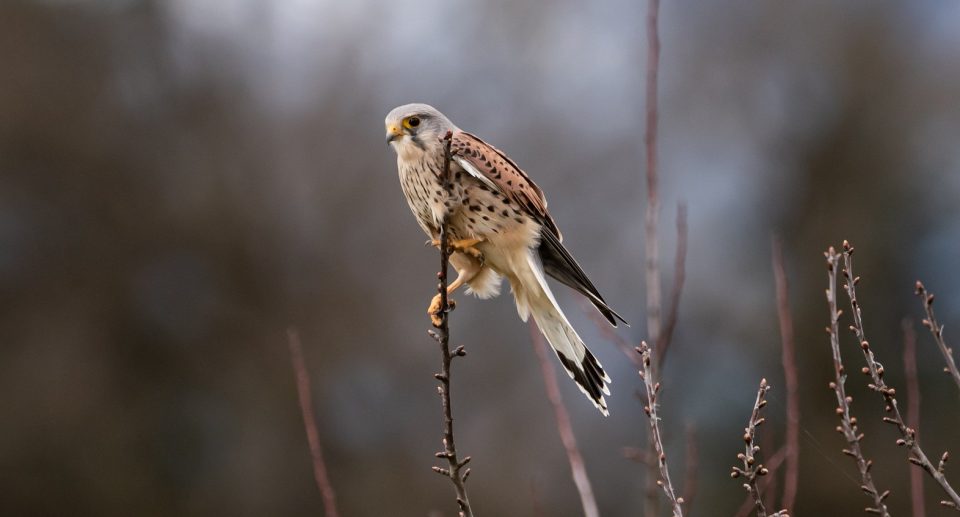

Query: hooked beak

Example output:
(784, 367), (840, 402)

(385, 124), (403, 144)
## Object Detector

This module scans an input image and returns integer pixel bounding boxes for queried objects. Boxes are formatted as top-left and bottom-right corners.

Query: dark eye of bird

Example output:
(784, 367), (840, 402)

(408, 117), (420, 127)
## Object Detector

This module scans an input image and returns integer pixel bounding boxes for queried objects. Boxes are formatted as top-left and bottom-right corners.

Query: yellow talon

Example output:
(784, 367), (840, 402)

(428, 294), (456, 327)
(426, 237), (485, 262)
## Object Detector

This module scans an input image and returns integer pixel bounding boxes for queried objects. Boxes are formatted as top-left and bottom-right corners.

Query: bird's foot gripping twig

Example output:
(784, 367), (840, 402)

(428, 294), (457, 327)
(428, 237), (485, 261)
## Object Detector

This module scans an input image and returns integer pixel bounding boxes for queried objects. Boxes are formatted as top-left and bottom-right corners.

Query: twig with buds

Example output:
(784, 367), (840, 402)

(840, 241), (960, 511)
(915, 281), (960, 399)
(637, 342), (684, 517)
(825, 247), (890, 516)
(427, 131), (474, 517)
(730, 379), (789, 517)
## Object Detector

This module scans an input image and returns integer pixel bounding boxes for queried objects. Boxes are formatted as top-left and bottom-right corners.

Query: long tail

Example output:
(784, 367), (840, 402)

(515, 251), (611, 415)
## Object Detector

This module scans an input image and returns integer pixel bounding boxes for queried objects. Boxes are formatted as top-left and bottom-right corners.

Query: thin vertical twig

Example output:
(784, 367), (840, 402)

(584, 302), (642, 368)
(657, 203), (688, 369)
(760, 429), (780, 511)
(643, 1), (664, 512)
(529, 322), (599, 517)
(428, 131), (474, 517)
(903, 318), (926, 517)
(734, 446), (788, 517)
(824, 247), (890, 516)
(638, 341), (684, 517)
(643, 0), (662, 353)
(287, 328), (340, 517)
(771, 237), (799, 512)
(731, 379), (789, 517)
(915, 281), (960, 399)
(840, 241), (960, 511)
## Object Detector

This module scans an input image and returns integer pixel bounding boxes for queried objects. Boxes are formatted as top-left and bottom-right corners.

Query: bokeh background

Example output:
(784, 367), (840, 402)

(3, 0), (960, 515)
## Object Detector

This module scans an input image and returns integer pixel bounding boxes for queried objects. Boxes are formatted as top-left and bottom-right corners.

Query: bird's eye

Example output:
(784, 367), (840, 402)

(403, 116), (421, 129)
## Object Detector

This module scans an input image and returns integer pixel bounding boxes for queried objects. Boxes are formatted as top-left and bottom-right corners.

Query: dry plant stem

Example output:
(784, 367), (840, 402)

(643, 0), (662, 353)
(840, 241), (960, 511)
(915, 281), (960, 399)
(771, 237), (800, 511)
(643, 2), (663, 512)
(428, 132), (474, 517)
(529, 323), (599, 517)
(637, 342), (684, 517)
(657, 203), (688, 370)
(584, 303), (642, 368)
(286, 328), (340, 517)
(902, 319), (925, 517)
(730, 379), (788, 517)
(735, 446), (788, 517)
(824, 247), (891, 516)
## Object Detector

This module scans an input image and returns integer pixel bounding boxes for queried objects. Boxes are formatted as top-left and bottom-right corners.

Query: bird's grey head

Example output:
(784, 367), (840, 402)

(384, 103), (457, 158)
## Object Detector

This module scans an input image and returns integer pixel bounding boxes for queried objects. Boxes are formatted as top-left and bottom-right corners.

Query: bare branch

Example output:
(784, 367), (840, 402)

(824, 246), (891, 516)
(643, 0), (662, 352)
(657, 203), (688, 369)
(840, 241), (960, 511)
(637, 342), (684, 517)
(643, 1), (664, 512)
(730, 379), (789, 517)
(735, 445), (788, 517)
(915, 281), (960, 399)
(427, 132), (474, 517)
(902, 318), (925, 517)
(529, 322), (599, 517)
(771, 236), (800, 511)
(287, 328), (340, 517)
(584, 302), (642, 368)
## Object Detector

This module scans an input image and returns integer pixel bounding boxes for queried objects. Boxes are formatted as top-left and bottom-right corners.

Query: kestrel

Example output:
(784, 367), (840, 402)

(385, 103), (625, 415)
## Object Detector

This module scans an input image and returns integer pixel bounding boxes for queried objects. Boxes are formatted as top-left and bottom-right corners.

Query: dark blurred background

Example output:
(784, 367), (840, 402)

(3, 0), (960, 515)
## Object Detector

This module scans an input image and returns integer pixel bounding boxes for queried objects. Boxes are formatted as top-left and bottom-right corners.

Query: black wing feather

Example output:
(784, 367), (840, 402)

(537, 229), (628, 326)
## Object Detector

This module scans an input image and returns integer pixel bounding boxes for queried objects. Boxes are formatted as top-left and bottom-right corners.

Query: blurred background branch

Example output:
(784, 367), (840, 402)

(287, 328), (340, 517)
(771, 236), (799, 512)
(529, 322), (599, 517)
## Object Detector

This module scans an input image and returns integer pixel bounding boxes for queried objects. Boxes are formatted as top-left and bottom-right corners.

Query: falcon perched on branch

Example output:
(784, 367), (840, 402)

(385, 103), (626, 415)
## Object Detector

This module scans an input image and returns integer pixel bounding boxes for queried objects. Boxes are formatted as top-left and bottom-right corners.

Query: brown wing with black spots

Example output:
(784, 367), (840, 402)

(450, 131), (561, 239)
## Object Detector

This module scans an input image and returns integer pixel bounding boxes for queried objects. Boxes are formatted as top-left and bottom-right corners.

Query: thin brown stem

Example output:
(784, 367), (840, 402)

(637, 341), (683, 517)
(771, 236), (799, 512)
(529, 322), (599, 517)
(915, 281), (960, 399)
(643, 1), (663, 512)
(730, 379), (788, 517)
(428, 132), (474, 517)
(903, 318), (925, 517)
(840, 241), (960, 511)
(584, 302), (642, 368)
(643, 0), (662, 352)
(657, 202), (688, 370)
(824, 246), (890, 516)
(287, 328), (340, 517)
(735, 446), (788, 517)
